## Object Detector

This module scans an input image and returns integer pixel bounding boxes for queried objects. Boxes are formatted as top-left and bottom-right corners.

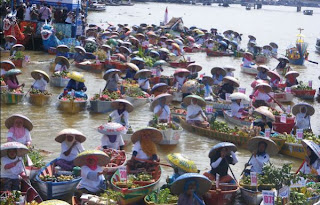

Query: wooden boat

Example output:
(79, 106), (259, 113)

(169, 61), (195, 68)
(75, 62), (103, 73)
(291, 89), (316, 100)
(240, 64), (258, 75)
(273, 92), (294, 103)
(223, 110), (252, 127)
(88, 4), (106, 11)
(124, 96), (149, 107)
(89, 100), (113, 113)
(29, 93), (51, 106)
(105, 60), (127, 71)
(203, 184), (239, 205)
(58, 97), (87, 114)
(279, 142), (304, 160)
(50, 76), (69, 88)
(171, 108), (187, 123)
(111, 165), (161, 205)
(254, 54), (269, 64)
(172, 91), (183, 102)
(21, 179), (43, 203)
(240, 186), (262, 205)
(206, 50), (234, 57)
(159, 123), (183, 145)
(11, 59), (26, 68)
(33, 158), (81, 200)
(183, 46), (202, 53)
(101, 148), (127, 179)
(1, 92), (24, 104)
(272, 115), (295, 134)
(303, 10), (313, 15)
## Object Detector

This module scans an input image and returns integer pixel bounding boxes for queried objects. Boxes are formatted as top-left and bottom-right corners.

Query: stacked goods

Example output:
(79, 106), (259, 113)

(281, 131), (320, 144)
(60, 94), (86, 102)
(90, 90), (121, 101)
(102, 149), (126, 168)
(114, 173), (154, 189)
(30, 89), (52, 96)
(39, 174), (74, 182)
(292, 81), (313, 91)
(125, 87), (150, 98)
(145, 188), (178, 204)
(52, 71), (68, 78)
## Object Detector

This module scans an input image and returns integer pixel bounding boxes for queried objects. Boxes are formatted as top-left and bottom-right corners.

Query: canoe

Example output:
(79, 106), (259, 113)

(288, 57), (305, 66)
(203, 184), (239, 205)
(75, 62), (103, 73)
(172, 91), (183, 102)
(272, 115), (295, 134)
(169, 61), (195, 68)
(107, 61), (127, 71)
(50, 76), (69, 88)
(240, 186), (262, 205)
(291, 89), (316, 100)
(255, 54), (269, 64)
(29, 93), (51, 106)
(240, 65), (258, 75)
(279, 142), (305, 160)
(89, 100), (113, 113)
(101, 148), (127, 180)
(183, 47), (202, 53)
(33, 158), (81, 200)
(1, 92), (24, 104)
(223, 110), (252, 127)
(111, 165), (161, 205)
(58, 97), (87, 114)
(21, 179), (43, 203)
(159, 123), (183, 145)
(11, 59), (26, 68)
(273, 92), (294, 103)
(206, 50), (234, 57)
(124, 96), (149, 107)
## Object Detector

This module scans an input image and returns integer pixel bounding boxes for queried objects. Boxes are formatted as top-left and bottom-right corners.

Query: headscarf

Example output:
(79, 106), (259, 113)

(86, 155), (98, 170)
(140, 137), (157, 157)
(9, 119), (26, 139)
(107, 134), (117, 143)
(257, 141), (268, 156)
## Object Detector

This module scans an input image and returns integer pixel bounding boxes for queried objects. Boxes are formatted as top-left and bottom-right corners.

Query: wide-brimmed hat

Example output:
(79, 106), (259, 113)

(263, 45), (272, 51)
(67, 71), (85, 83)
(153, 60), (166, 67)
(174, 68), (190, 76)
(98, 122), (126, 135)
(1, 60), (16, 71)
(56, 45), (69, 53)
(223, 76), (240, 87)
(5, 114), (33, 131)
(74, 150), (110, 167)
(5, 35), (17, 43)
(186, 63), (202, 73)
(292, 102), (315, 116)
(183, 94), (206, 107)
(278, 57), (289, 63)
(135, 33), (145, 39)
(248, 35), (256, 40)
(111, 99), (134, 113)
(1, 142), (29, 157)
(131, 57), (144, 63)
(254, 106), (275, 121)
(102, 44), (112, 51)
(247, 136), (279, 156)
(55, 128), (86, 143)
(302, 140), (320, 159)
(150, 83), (168, 94)
(159, 48), (170, 54)
(75, 46), (86, 54)
(170, 173), (211, 195)
(202, 76), (214, 86)
(267, 70), (280, 81)
(285, 71), (299, 78)
(269, 42), (278, 49)
(55, 56), (70, 68)
(131, 127), (163, 144)
(134, 69), (152, 79)
(150, 93), (173, 110)
(103, 69), (120, 80)
(126, 63), (139, 72)
(230, 92), (250, 101)
(11, 44), (25, 52)
(255, 83), (272, 93)
(257, 65), (269, 72)
(211, 67), (226, 76)
(223, 65), (236, 71)
(5, 68), (22, 77)
(167, 153), (198, 173)
(181, 80), (200, 94)
(119, 46), (131, 54)
(209, 142), (237, 158)
(31, 70), (50, 83)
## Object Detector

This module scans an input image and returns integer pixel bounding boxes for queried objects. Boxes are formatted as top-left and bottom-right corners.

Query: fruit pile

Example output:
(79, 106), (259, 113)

(30, 88), (52, 96)
(280, 131), (320, 144)
(39, 174), (74, 182)
(210, 120), (239, 135)
(6, 89), (24, 94)
(125, 87), (150, 98)
(0, 190), (22, 205)
(114, 172), (154, 189)
(102, 148), (126, 168)
(26, 201), (39, 205)
(90, 90), (121, 101)
(60, 94), (86, 102)
(237, 126), (261, 138)
(52, 71), (69, 78)
(292, 81), (313, 90)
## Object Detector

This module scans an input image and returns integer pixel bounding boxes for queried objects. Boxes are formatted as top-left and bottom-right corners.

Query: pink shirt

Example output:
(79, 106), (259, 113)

(6, 79), (20, 89)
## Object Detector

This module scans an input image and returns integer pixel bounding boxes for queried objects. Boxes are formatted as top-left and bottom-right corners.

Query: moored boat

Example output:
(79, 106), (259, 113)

(206, 50), (234, 57)
(11, 58), (26, 68)
(273, 91), (294, 103)
(29, 93), (51, 106)
(203, 184), (239, 205)
(207, 100), (231, 115)
(240, 186), (262, 205)
(223, 110), (253, 127)
(88, 4), (106, 11)
(279, 142), (304, 160)
(240, 64), (258, 75)
(50, 76), (69, 88)
(58, 96), (87, 114)
(183, 46), (202, 53)
(159, 123), (183, 145)
(75, 61), (103, 73)
(1, 92), (24, 104)
(89, 100), (113, 113)
(169, 61), (195, 68)
(291, 88), (316, 100)
(286, 29), (308, 65)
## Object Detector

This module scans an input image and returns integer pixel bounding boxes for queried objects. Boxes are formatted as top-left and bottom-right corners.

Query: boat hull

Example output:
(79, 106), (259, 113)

(203, 184), (239, 205)
(240, 187), (262, 205)
(240, 65), (258, 75)
(273, 115), (295, 134)
(50, 77), (69, 88)
(291, 89), (316, 100)
(75, 62), (103, 73)
(288, 57), (305, 65)
(1, 92), (24, 104)
(21, 179), (43, 203)
(11, 59), (26, 68)
(273, 92), (294, 102)
(159, 126), (182, 145)
(223, 110), (252, 127)
(58, 99), (87, 113)
(29, 93), (51, 106)
(89, 100), (113, 113)
(279, 142), (305, 160)
(169, 61), (195, 68)
(206, 50), (233, 57)
(125, 96), (149, 107)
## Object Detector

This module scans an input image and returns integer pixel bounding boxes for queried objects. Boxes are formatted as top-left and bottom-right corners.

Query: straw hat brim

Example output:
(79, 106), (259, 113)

(131, 127), (163, 144)
(170, 173), (212, 195)
(202, 76), (214, 86)
(111, 99), (134, 113)
(74, 150), (110, 167)
(103, 69), (121, 80)
(257, 65), (269, 72)
(255, 83), (272, 93)
(126, 63), (139, 72)
(254, 106), (275, 121)
(5, 35), (17, 43)
(55, 56), (70, 68)
(292, 103), (315, 116)
(134, 70), (152, 79)
(39, 200), (70, 205)
(267, 71), (280, 81)
(31, 70), (50, 83)
(11, 44), (25, 51)
(166, 153), (198, 173)
(247, 136), (279, 156)
(67, 72), (85, 83)
(150, 93), (173, 111)
(285, 71), (299, 78)
(56, 45), (70, 53)
(75, 46), (86, 54)
(211, 67), (226, 76)
(208, 142), (237, 158)
(301, 140), (320, 159)
(1, 142), (29, 157)
(223, 76), (240, 87)
(187, 63), (202, 72)
(183, 95), (206, 107)
(55, 129), (86, 143)
(97, 122), (126, 135)
(150, 83), (168, 94)
(5, 114), (33, 131)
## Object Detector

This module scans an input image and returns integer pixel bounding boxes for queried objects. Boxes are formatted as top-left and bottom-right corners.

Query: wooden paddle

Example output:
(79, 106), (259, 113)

(240, 154), (253, 176)
(266, 93), (286, 112)
(133, 157), (172, 168)
(224, 158), (238, 184)
(295, 159), (306, 174)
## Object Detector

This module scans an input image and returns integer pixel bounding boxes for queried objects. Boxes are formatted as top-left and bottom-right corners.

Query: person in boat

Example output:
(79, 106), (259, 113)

(5, 72), (25, 90)
(276, 57), (291, 75)
(176, 178), (205, 205)
(285, 71), (299, 87)
(152, 64), (164, 84)
(231, 99), (246, 118)
(218, 76), (239, 100)
(186, 96), (208, 128)
(55, 129), (86, 171)
(300, 141), (320, 176)
(174, 72), (188, 92)
(252, 83), (273, 107)
(245, 141), (270, 174)
(293, 104), (313, 132)
(211, 67), (226, 85)
(103, 70), (120, 93)
(242, 52), (254, 68)
(252, 106), (274, 133)
(54, 57), (69, 73)
(99, 122), (125, 150)
(109, 99), (133, 129)
(201, 76), (215, 101)
(256, 65), (269, 81)
(124, 64), (138, 79)
(73, 46), (86, 63)
(6, 114), (33, 146)
(65, 72), (87, 92)
(1, 145), (28, 191)
(153, 94), (171, 123)
(224, 66), (235, 77)
(205, 39), (214, 49)
(136, 71), (151, 93)
(31, 72), (48, 92)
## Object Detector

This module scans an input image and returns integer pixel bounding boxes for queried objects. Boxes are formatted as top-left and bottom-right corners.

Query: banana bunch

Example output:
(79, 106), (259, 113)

(57, 175), (73, 182)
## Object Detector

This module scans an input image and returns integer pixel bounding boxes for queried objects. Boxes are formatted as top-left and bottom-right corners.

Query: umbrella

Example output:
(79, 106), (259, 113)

(56, 45), (70, 53)
(174, 39), (183, 46)
(174, 68), (190, 76)
(183, 94), (206, 107)
(257, 65), (270, 72)
(134, 69), (152, 79)
(74, 150), (110, 167)
(150, 93), (173, 111)
(126, 63), (139, 72)
(255, 83), (272, 93)
(11, 44), (25, 51)
(5, 35), (17, 43)
(302, 140), (320, 159)
(292, 102), (315, 116)
(278, 57), (289, 63)
(187, 63), (202, 73)
(5, 68), (22, 77)
(1, 142), (29, 157)
(150, 50), (160, 57)
(202, 76), (214, 86)
(55, 56), (70, 68)
(103, 69), (120, 80)
(131, 57), (144, 63)
(181, 80), (200, 94)
(131, 127), (163, 144)
(170, 173), (212, 195)
(263, 45), (272, 51)
(167, 153), (198, 173)
(119, 46), (131, 54)
(269, 42), (278, 49)
(111, 99), (134, 113)
(1, 60), (16, 71)
(223, 76), (240, 87)
(153, 60), (166, 67)
(31, 70), (50, 83)
(67, 71), (85, 83)
(254, 106), (275, 121)
(247, 136), (279, 156)
(55, 129), (86, 143)
(248, 35), (256, 40)
(267, 70), (280, 81)
(187, 36), (195, 43)
(211, 67), (226, 76)
(114, 53), (126, 62)
(74, 46), (86, 54)
(150, 83), (168, 94)
(39, 200), (70, 205)
(5, 114), (33, 131)
(209, 142), (237, 158)
(223, 65), (236, 71)
(159, 48), (170, 54)
(230, 92), (250, 101)
(97, 122), (126, 135)
(285, 71), (299, 78)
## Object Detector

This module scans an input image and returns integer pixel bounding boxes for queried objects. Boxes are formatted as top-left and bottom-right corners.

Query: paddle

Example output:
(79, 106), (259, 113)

(295, 159), (306, 174)
(266, 93), (286, 112)
(23, 81), (36, 100)
(193, 192), (205, 205)
(224, 158), (238, 184)
(133, 157), (173, 168)
(240, 154), (253, 176)
(20, 157), (32, 185)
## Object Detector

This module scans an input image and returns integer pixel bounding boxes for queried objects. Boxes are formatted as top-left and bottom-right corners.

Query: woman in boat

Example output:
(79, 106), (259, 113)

(124, 63), (138, 79)
(300, 140), (320, 176)
(5, 71), (25, 90)
(174, 70), (189, 92)
(211, 67), (226, 85)
(73, 46), (86, 63)
(31, 70), (49, 92)
(256, 65), (269, 81)
(1, 142), (29, 191)
(267, 70), (280, 90)
(276, 57), (291, 75)
(205, 39), (214, 49)
(152, 93), (172, 123)
(151, 83), (168, 97)
(65, 71), (87, 92)
(152, 63), (164, 84)
(252, 106), (275, 133)
(185, 95), (208, 128)
(98, 122), (126, 150)
(285, 71), (299, 87)
(218, 76), (239, 100)
(103, 69), (120, 93)
(230, 99), (245, 118)
(242, 52), (254, 68)
(252, 83), (273, 107)
(54, 56), (69, 73)
(224, 65), (235, 77)
(55, 129), (86, 171)
(6, 114), (33, 146)
(109, 99), (134, 129)
(201, 76), (214, 101)
(246, 141), (270, 174)
(135, 69), (151, 93)
(292, 103), (314, 132)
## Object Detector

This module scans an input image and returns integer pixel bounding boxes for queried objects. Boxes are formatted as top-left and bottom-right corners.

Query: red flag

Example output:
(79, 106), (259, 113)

(164, 7), (168, 24)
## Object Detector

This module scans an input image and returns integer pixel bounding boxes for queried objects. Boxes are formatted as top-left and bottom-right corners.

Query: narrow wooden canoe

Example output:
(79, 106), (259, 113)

(14, 179), (43, 203)
(89, 100), (113, 113)
(50, 77), (69, 88)
(111, 165), (162, 205)
(273, 115), (295, 134)
(172, 91), (183, 102)
(75, 62), (103, 73)
(169, 61), (195, 68)
(159, 124), (183, 145)
(206, 50), (234, 57)
(34, 158), (81, 200)
(291, 89), (316, 100)
(1, 92), (24, 104)
(29, 93), (51, 106)
(58, 98), (87, 114)
(223, 110), (252, 127)
(124, 96), (149, 107)
(273, 92), (294, 103)
(48, 47), (57, 55)
(240, 186), (262, 205)
(233, 50), (244, 58)
(240, 65), (258, 75)
(279, 142), (305, 160)
(203, 184), (239, 205)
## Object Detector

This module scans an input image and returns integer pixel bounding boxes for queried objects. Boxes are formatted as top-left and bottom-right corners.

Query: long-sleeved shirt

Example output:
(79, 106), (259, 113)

(300, 159), (320, 175)
(210, 151), (238, 177)
(249, 153), (270, 174)
(6, 79), (20, 90)
(33, 78), (47, 91)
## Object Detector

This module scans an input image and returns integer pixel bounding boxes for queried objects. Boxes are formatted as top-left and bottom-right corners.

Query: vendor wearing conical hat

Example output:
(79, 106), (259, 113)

(109, 99), (134, 129)
(73, 46), (86, 63)
(285, 71), (299, 87)
(252, 106), (275, 133)
(5, 69), (25, 90)
(256, 65), (269, 81)
(292, 103), (314, 132)
(4, 35), (16, 50)
(218, 76), (239, 100)
(31, 70), (49, 92)
(201, 76), (214, 101)
(6, 114), (33, 146)
(184, 95), (208, 128)
(98, 122), (126, 150)
(103, 69), (120, 93)
(55, 129), (86, 171)
(211, 67), (226, 85)
(66, 71), (87, 92)
(300, 140), (320, 176)
(152, 93), (172, 123)
(54, 56), (70, 73)
(252, 83), (273, 108)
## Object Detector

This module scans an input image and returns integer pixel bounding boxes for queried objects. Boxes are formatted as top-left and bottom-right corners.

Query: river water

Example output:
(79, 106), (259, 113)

(1, 2), (320, 200)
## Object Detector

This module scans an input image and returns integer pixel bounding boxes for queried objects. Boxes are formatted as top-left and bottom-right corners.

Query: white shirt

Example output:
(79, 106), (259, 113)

(255, 92), (271, 102)
(59, 141), (85, 161)
(33, 78), (47, 91)
(138, 78), (150, 90)
(1, 156), (24, 179)
(231, 102), (244, 118)
(207, 43), (214, 49)
(226, 72), (234, 77)
(186, 104), (205, 121)
(54, 64), (68, 72)
(295, 113), (310, 130)
(249, 153), (270, 174)
(300, 159), (320, 175)
(175, 76), (186, 88)
(24, 7), (31, 21)
(101, 134), (124, 150)
(78, 166), (104, 192)
(132, 141), (149, 160)
(243, 58), (253, 68)
(109, 110), (129, 128)
(7, 128), (31, 145)
(154, 104), (170, 121)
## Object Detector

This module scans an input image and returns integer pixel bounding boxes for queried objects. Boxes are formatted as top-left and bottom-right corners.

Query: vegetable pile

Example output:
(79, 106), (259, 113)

(292, 81), (313, 90)
(60, 94), (87, 102)
(39, 174), (75, 182)
(280, 131), (320, 144)
(23, 147), (45, 168)
(0, 190), (22, 205)
(149, 115), (180, 130)
(114, 172), (155, 189)
(102, 148), (126, 168)
(124, 87), (150, 98)
(30, 88), (52, 96)
(90, 90), (121, 101)
(145, 188), (179, 204)
(52, 71), (69, 78)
